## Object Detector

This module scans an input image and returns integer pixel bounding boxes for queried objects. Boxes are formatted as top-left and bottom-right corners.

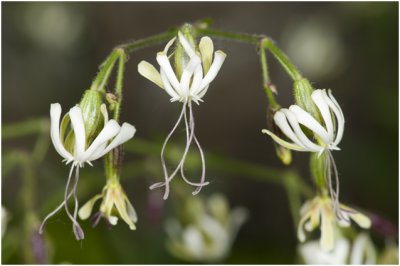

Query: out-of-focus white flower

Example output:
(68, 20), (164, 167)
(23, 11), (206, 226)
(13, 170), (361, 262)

(299, 232), (376, 265)
(2, 206), (10, 238)
(262, 89), (344, 156)
(138, 31), (227, 200)
(39, 103), (135, 240)
(165, 194), (247, 262)
(298, 196), (371, 251)
(299, 235), (350, 264)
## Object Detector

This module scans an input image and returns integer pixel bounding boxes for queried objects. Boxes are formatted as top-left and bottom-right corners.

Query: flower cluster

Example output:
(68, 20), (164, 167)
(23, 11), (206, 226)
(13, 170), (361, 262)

(138, 31), (226, 199)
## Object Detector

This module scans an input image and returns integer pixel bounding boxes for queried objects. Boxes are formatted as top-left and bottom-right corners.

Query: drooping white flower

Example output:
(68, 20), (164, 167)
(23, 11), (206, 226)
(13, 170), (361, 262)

(262, 89), (344, 156)
(138, 31), (226, 104)
(138, 32), (226, 199)
(39, 103), (135, 240)
(298, 196), (371, 251)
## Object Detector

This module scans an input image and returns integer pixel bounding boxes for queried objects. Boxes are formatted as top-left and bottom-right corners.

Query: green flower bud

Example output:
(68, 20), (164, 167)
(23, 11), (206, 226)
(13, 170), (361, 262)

(174, 24), (197, 79)
(79, 89), (104, 142)
(267, 108), (292, 165)
(294, 78), (321, 123)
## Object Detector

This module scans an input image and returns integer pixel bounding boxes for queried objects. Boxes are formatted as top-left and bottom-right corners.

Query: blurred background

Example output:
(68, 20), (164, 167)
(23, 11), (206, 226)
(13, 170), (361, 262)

(2, 2), (398, 264)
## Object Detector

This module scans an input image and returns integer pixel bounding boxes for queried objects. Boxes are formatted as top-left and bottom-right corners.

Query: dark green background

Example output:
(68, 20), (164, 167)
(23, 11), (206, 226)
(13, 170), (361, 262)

(2, 2), (398, 264)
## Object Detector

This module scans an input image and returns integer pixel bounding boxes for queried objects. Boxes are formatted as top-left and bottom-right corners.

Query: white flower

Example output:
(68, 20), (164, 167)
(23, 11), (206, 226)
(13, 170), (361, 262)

(138, 32), (226, 199)
(299, 233), (376, 265)
(39, 103), (135, 240)
(262, 89), (344, 156)
(165, 194), (248, 262)
(50, 103), (135, 167)
(299, 236), (350, 264)
(138, 31), (226, 104)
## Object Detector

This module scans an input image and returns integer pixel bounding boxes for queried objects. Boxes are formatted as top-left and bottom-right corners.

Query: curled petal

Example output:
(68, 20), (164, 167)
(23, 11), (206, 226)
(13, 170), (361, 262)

(69, 106), (86, 162)
(83, 120), (121, 161)
(93, 123), (136, 160)
(262, 129), (307, 152)
(138, 61), (163, 88)
(157, 52), (180, 90)
(199, 36), (214, 74)
(311, 90), (334, 142)
(197, 51), (226, 93)
(273, 111), (305, 148)
(50, 103), (73, 161)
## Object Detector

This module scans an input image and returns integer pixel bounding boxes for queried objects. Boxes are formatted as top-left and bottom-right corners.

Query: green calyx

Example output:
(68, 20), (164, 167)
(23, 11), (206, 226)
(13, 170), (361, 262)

(310, 152), (328, 195)
(294, 78), (321, 123)
(79, 90), (105, 142)
(174, 24), (197, 79)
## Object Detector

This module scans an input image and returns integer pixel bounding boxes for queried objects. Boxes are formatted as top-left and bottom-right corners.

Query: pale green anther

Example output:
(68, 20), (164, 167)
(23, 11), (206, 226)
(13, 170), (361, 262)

(294, 78), (321, 123)
(79, 89), (104, 142)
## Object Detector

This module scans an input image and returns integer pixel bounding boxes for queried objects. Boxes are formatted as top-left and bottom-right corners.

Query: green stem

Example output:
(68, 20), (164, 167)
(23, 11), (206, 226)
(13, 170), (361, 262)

(259, 44), (279, 110)
(90, 49), (121, 92)
(113, 49), (126, 121)
(261, 38), (302, 81)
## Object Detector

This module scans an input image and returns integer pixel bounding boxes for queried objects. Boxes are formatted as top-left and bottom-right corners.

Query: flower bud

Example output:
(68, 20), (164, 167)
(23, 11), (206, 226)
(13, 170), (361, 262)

(174, 24), (197, 79)
(294, 78), (321, 123)
(78, 89), (104, 142)
(267, 108), (292, 165)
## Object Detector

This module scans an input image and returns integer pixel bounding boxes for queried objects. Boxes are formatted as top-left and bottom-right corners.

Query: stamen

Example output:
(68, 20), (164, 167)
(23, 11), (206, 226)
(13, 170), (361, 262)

(149, 104), (186, 198)
(179, 103), (209, 194)
(63, 165), (84, 240)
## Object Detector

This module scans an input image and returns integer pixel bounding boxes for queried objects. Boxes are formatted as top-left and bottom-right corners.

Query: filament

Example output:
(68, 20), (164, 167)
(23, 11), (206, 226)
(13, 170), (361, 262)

(324, 150), (347, 222)
(150, 102), (209, 199)
(63, 165), (84, 240)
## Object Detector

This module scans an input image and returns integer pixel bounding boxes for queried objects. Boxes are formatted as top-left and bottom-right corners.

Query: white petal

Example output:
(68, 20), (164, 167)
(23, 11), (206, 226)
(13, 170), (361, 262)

(189, 64), (204, 95)
(325, 90), (345, 147)
(262, 129), (307, 151)
(312, 90), (334, 142)
(180, 55), (201, 96)
(138, 61), (163, 88)
(163, 37), (176, 53)
(83, 120), (121, 161)
(196, 84), (209, 100)
(178, 31), (195, 57)
(197, 51), (226, 92)
(289, 105), (330, 144)
(156, 52), (180, 90)
(160, 69), (180, 99)
(199, 36), (214, 74)
(183, 226), (204, 258)
(281, 109), (323, 152)
(50, 103), (73, 161)
(273, 110), (306, 148)
(69, 106), (87, 161)
(125, 197), (138, 223)
(93, 123), (136, 160)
